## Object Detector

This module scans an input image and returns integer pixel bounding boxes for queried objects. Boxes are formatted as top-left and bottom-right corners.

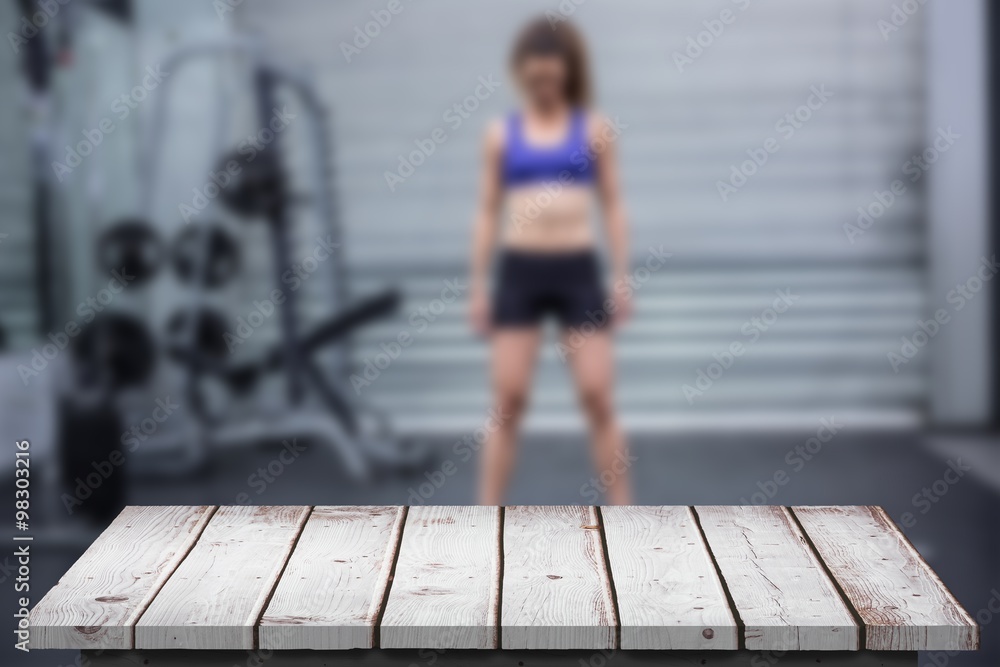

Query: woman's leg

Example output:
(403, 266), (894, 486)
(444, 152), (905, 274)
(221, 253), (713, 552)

(563, 329), (633, 505)
(478, 328), (542, 505)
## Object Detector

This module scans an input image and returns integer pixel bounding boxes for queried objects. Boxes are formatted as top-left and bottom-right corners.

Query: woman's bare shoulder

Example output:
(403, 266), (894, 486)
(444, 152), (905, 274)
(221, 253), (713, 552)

(485, 116), (506, 145)
(585, 109), (614, 140)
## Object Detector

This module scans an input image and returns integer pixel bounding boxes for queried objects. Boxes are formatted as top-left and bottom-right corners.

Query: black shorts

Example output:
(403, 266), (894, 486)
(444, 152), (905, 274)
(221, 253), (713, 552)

(492, 249), (609, 329)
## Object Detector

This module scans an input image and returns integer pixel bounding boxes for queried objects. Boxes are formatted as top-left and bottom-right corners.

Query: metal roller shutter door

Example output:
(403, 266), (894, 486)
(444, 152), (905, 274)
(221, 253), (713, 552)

(237, 0), (926, 432)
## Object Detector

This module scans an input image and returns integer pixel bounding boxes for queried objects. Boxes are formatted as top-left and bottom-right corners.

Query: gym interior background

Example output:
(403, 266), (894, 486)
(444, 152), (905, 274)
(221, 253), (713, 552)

(0, 1), (998, 665)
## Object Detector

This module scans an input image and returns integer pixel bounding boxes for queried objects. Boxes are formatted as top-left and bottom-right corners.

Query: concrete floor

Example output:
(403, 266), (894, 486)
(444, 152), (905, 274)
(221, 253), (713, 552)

(6, 432), (999, 667)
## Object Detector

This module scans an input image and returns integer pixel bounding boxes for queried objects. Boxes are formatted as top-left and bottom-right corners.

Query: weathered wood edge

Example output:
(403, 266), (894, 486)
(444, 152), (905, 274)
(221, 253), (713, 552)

(28, 505), (219, 650)
(790, 505), (981, 651)
(866, 506), (980, 650)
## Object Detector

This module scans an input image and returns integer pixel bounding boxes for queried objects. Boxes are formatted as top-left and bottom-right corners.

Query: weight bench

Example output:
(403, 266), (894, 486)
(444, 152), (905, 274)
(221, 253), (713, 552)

(28, 505), (979, 666)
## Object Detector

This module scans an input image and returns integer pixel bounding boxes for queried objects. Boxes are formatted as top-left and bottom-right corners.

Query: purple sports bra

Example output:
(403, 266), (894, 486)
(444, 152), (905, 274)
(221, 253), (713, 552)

(501, 109), (595, 187)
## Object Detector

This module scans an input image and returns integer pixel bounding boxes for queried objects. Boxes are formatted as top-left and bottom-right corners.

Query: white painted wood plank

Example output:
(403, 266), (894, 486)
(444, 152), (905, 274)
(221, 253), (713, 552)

(135, 506), (311, 650)
(502, 506), (617, 650)
(793, 505), (979, 651)
(602, 506), (738, 650)
(29, 506), (216, 650)
(380, 506), (500, 649)
(695, 505), (858, 651)
(259, 506), (404, 649)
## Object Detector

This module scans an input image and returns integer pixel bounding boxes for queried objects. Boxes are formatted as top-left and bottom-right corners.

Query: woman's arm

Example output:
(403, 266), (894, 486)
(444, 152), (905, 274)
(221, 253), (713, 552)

(469, 119), (505, 335)
(592, 113), (632, 323)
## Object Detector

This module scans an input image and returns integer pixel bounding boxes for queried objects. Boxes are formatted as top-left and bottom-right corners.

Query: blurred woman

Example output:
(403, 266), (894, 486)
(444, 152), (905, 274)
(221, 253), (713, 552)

(470, 18), (632, 505)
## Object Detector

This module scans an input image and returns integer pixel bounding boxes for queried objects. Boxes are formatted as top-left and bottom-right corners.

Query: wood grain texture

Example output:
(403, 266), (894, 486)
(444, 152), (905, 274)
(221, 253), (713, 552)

(135, 505), (311, 650)
(502, 506), (617, 650)
(695, 506), (859, 651)
(29, 506), (216, 649)
(380, 505), (501, 649)
(793, 505), (979, 651)
(259, 506), (404, 649)
(602, 506), (738, 649)
(34, 504), (975, 655)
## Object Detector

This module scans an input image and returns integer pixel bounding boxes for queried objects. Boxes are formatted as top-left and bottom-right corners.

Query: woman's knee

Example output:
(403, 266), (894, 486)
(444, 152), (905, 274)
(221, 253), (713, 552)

(494, 388), (529, 422)
(579, 386), (614, 425)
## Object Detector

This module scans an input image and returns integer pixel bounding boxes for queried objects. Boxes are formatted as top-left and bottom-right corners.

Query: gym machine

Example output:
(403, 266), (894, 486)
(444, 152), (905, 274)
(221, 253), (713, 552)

(130, 37), (426, 479)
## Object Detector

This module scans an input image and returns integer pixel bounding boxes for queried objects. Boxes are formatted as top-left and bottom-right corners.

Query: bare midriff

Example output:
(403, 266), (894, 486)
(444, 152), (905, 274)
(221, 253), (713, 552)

(501, 184), (594, 251)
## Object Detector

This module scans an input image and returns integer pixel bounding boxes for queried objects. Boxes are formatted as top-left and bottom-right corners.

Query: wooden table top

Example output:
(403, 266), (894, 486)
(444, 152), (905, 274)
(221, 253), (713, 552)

(29, 505), (978, 653)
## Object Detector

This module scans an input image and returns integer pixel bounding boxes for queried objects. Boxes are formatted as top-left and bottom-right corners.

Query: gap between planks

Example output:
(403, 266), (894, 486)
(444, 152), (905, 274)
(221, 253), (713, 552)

(36, 506), (833, 651)
(33, 505), (979, 652)
(380, 506), (503, 649)
(696, 505), (861, 650)
(690, 506), (747, 650)
(792, 506), (979, 651)
(252, 506), (316, 649)
(29, 505), (221, 650)
(786, 506), (869, 650)
(593, 506), (622, 650)
(372, 506), (409, 649)
(129, 505), (220, 650)
(259, 506), (407, 650)
(135, 506), (313, 650)
(496, 506), (505, 650)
